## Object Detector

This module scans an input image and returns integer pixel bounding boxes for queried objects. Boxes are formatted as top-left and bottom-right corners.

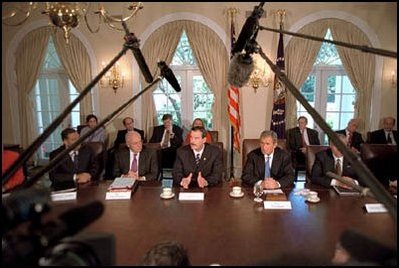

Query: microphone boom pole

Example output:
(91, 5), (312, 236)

(21, 76), (162, 189)
(259, 25), (397, 59)
(257, 46), (396, 221)
(2, 46), (130, 187)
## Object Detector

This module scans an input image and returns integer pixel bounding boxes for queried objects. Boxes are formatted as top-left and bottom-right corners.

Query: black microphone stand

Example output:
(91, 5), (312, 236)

(259, 25), (397, 59)
(256, 45), (397, 222)
(19, 76), (162, 189)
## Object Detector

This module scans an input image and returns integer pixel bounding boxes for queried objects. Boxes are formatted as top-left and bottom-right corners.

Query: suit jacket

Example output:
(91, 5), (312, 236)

(149, 124), (183, 149)
(241, 147), (294, 188)
(49, 144), (98, 188)
(369, 129), (398, 144)
(288, 127), (320, 151)
(172, 143), (223, 187)
(311, 148), (360, 188)
(336, 129), (364, 151)
(113, 145), (159, 180)
(114, 128), (145, 148)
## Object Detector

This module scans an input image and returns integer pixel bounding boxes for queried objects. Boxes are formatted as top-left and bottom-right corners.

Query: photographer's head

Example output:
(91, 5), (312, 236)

(142, 241), (191, 266)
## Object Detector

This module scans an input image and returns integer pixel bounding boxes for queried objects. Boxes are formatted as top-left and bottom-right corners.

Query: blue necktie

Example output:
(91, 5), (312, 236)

(264, 156), (271, 178)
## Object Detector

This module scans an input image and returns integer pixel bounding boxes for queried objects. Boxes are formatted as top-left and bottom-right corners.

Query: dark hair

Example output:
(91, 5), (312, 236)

(162, 114), (173, 121)
(191, 126), (207, 139)
(142, 241), (191, 266)
(86, 114), (98, 123)
(122, 117), (134, 126)
(298, 116), (308, 123)
(61, 128), (77, 141)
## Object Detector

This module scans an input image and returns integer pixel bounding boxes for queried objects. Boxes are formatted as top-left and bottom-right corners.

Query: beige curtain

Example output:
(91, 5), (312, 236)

(329, 19), (374, 133)
(52, 30), (93, 122)
(15, 27), (51, 148)
(184, 20), (229, 147)
(285, 20), (329, 129)
(141, 21), (184, 139)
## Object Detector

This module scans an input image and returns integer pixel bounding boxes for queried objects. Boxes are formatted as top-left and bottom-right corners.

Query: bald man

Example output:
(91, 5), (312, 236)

(369, 116), (398, 145)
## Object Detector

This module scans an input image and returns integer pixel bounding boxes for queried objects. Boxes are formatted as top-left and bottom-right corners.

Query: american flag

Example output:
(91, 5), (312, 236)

(270, 23), (286, 139)
(228, 12), (241, 152)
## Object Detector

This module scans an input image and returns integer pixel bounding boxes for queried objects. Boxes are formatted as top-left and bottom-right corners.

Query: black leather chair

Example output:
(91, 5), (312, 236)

(242, 138), (287, 169)
(305, 145), (329, 183)
(85, 142), (106, 181)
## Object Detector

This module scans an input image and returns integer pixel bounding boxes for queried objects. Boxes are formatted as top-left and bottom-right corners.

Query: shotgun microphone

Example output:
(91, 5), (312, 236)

(158, 61), (181, 92)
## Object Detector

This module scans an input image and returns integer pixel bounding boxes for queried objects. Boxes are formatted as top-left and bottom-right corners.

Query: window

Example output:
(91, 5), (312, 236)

(297, 29), (356, 144)
(30, 37), (80, 162)
(152, 31), (214, 129)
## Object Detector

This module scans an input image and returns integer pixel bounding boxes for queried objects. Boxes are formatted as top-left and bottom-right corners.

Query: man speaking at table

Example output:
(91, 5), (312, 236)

(173, 126), (223, 189)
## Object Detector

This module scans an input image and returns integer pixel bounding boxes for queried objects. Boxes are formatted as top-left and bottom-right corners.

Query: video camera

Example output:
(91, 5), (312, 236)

(2, 187), (115, 266)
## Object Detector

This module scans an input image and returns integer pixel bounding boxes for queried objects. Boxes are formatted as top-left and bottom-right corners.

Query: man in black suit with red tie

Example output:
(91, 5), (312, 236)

(242, 130), (294, 189)
(113, 131), (159, 181)
(173, 126), (222, 188)
(368, 116), (398, 145)
(287, 116), (320, 178)
(49, 128), (98, 190)
(150, 114), (183, 169)
(336, 118), (364, 153)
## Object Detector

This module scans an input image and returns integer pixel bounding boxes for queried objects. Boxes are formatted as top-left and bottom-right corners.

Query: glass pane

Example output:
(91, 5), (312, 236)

(327, 95), (341, 112)
(325, 112), (339, 130)
(315, 29), (342, 65)
(342, 76), (355, 93)
(340, 113), (355, 129)
(341, 94), (355, 111)
(171, 31), (197, 66)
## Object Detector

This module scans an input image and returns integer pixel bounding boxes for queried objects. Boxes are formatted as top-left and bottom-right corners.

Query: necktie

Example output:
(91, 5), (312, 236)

(131, 154), (138, 172)
(264, 156), (271, 178)
(301, 130), (306, 147)
(387, 133), (392, 144)
(72, 151), (79, 172)
(347, 132), (352, 147)
(195, 153), (200, 166)
(335, 158), (342, 177)
(162, 129), (170, 148)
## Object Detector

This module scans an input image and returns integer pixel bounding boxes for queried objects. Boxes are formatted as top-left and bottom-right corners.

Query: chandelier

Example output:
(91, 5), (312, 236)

(247, 54), (272, 93)
(100, 62), (125, 93)
(2, 2), (143, 43)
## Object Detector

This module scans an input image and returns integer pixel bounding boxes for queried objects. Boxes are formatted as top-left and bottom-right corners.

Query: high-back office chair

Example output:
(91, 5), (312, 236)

(242, 138), (287, 169)
(285, 129), (307, 181)
(305, 145), (329, 183)
(144, 142), (162, 180)
(360, 143), (398, 186)
(208, 131), (219, 142)
(85, 141), (106, 181)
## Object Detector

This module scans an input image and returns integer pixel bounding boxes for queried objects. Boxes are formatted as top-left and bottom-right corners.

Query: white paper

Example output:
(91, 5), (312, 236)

(263, 201), (292, 210)
(105, 190), (132, 200)
(364, 203), (388, 213)
(263, 189), (284, 194)
(51, 191), (77, 201)
(178, 192), (204, 201)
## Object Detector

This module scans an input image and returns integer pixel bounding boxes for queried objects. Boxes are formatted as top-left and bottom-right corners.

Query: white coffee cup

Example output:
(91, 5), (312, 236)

(307, 191), (318, 200)
(163, 187), (172, 196)
(232, 186), (242, 196)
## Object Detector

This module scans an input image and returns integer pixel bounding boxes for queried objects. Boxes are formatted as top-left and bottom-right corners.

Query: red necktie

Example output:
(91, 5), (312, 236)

(347, 132), (352, 147)
(335, 159), (342, 176)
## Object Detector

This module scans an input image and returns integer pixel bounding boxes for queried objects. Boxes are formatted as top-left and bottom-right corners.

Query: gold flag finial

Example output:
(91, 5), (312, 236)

(276, 9), (286, 27)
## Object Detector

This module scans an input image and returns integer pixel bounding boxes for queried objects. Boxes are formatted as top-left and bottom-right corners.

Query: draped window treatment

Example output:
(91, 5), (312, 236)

(285, 18), (374, 133)
(15, 27), (51, 148)
(52, 30), (93, 122)
(141, 20), (229, 146)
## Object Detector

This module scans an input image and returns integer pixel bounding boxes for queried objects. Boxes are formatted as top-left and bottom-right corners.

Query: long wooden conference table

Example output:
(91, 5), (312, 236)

(49, 180), (396, 265)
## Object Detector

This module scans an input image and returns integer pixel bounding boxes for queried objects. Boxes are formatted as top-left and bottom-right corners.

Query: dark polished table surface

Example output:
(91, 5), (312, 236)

(49, 181), (397, 266)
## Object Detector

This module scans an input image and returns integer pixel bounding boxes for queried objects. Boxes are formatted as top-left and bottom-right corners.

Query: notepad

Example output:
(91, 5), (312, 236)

(108, 177), (136, 190)
(332, 185), (360, 196)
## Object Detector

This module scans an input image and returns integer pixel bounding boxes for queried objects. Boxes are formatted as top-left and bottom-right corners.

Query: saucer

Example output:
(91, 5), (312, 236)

(229, 191), (244, 198)
(160, 192), (175, 199)
(306, 196), (320, 203)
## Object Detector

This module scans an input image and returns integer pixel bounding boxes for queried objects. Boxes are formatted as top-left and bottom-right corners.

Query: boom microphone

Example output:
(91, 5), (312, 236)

(227, 53), (254, 88)
(122, 22), (154, 83)
(158, 61), (182, 92)
(231, 2), (265, 55)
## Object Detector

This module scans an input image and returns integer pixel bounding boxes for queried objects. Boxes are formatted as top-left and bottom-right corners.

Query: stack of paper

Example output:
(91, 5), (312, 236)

(108, 177), (136, 191)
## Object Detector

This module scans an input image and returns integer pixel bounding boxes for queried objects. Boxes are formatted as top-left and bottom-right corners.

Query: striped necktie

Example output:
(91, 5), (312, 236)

(195, 154), (200, 166)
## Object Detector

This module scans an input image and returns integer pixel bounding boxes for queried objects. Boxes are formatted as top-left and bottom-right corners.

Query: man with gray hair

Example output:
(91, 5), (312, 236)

(242, 130), (294, 189)
(336, 118), (364, 153)
(369, 116), (398, 145)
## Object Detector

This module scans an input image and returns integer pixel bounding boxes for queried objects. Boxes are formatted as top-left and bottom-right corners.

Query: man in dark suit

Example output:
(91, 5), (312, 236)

(368, 116), (398, 145)
(114, 117), (145, 148)
(173, 126), (222, 188)
(311, 134), (361, 188)
(241, 130), (294, 189)
(336, 118), (364, 153)
(105, 116), (145, 179)
(150, 113), (183, 169)
(113, 131), (159, 181)
(49, 128), (98, 190)
(287, 116), (320, 178)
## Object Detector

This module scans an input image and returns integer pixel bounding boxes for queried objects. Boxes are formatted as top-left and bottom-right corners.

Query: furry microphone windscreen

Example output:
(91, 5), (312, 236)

(227, 53), (254, 88)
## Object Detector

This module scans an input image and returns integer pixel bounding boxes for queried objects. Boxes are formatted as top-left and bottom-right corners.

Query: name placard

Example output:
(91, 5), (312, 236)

(178, 192), (204, 201)
(263, 201), (292, 210)
(364, 203), (388, 213)
(51, 192), (77, 201)
(106, 191), (132, 200)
